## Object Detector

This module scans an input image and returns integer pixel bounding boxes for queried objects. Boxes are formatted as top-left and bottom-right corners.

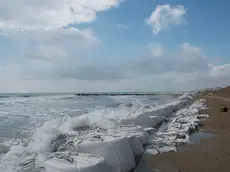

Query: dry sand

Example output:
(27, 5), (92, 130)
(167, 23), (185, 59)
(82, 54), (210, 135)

(145, 86), (230, 172)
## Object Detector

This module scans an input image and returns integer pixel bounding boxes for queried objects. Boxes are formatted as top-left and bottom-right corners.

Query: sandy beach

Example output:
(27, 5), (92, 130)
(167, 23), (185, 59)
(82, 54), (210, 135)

(144, 86), (230, 172)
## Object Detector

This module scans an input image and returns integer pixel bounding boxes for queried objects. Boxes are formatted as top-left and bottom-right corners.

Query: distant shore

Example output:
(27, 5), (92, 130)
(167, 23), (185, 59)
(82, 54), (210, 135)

(74, 92), (182, 96)
(145, 86), (230, 172)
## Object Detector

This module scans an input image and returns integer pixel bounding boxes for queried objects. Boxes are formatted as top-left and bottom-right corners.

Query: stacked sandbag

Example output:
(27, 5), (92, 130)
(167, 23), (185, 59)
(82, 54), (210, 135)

(119, 113), (164, 129)
(113, 126), (149, 145)
(125, 135), (144, 158)
(119, 99), (190, 129)
(145, 100), (209, 155)
(104, 136), (135, 172)
(35, 152), (106, 172)
(76, 137), (135, 172)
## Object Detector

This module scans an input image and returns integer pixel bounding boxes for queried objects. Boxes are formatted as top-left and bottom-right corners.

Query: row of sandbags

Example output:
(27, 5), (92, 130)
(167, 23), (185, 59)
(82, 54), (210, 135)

(119, 99), (189, 128)
(19, 96), (193, 172)
(145, 100), (209, 155)
(19, 126), (150, 172)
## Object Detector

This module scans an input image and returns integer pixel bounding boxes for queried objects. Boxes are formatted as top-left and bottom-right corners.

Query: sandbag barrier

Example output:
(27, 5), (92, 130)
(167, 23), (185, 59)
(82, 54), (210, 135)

(18, 95), (208, 172)
(144, 99), (209, 155)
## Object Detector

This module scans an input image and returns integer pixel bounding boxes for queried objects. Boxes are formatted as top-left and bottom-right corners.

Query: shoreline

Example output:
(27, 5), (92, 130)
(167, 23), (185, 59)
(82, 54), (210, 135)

(1, 90), (227, 172)
(145, 87), (230, 172)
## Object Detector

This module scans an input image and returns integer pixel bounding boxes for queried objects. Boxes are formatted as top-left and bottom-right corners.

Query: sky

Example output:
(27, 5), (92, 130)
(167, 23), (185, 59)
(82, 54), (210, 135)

(0, 0), (230, 93)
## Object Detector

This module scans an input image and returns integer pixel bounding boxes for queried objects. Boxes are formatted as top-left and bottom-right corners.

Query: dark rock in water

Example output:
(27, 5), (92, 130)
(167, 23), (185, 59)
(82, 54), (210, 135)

(220, 107), (228, 112)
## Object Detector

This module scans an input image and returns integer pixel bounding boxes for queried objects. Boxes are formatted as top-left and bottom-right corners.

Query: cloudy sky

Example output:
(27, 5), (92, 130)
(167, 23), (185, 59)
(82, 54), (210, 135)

(0, 0), (230, 93)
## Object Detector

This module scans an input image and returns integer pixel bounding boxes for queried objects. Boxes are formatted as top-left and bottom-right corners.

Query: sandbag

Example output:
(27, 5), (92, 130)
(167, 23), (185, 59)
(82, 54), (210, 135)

(77, 137), (136, 172)
(35, 152), (105, 172)
(127, 135), (144, 157)
(149, 116), (164, 126)
(115, 126), (149, 145)
(105, 133), (144, 158)
(119, 114), (163, 128)
(77, 140), (120, 172)
(18, 154), (37, 172)
(154, 106), (173, 117)
(144, 148), (158, 156)
(159, 146), (176, 153)
(105, 136), (135, 172)
(134, 114), (156, 128)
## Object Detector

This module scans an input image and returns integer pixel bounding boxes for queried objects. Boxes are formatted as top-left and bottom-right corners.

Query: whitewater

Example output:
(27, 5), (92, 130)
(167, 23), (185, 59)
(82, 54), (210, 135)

(0, 93), (209, 172)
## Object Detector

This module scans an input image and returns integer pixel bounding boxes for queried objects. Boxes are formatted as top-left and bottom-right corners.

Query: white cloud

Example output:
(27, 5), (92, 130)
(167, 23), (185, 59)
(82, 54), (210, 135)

(181, 42), (201, 53)
(209, 64), (230, 78)
(0, 0), (229, 93)
(1, 41), (229, 92)
(148, 44), (164, 57)
(146, 5), (187, 34)
(3, 27), (100, 61)
(0, 0), (123, 30)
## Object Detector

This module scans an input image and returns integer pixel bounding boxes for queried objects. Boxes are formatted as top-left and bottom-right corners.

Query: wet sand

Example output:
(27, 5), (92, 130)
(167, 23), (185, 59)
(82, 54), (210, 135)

(144, 86), (230, 172)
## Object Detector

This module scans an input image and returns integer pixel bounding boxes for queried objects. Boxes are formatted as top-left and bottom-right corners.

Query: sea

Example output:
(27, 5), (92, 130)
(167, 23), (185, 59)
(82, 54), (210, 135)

(0, 93), (180, 172)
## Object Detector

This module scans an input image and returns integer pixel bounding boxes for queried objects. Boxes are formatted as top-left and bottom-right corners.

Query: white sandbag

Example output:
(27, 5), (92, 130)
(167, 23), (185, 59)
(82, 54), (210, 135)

(149, 116), (164, 126)
(196, 114), (209, 121)
(104, 136), (135, 172)
(144, 148), (158, 156)
(119, 115), (157, 128)
(159, 146), (176, 153)
(18, 154), (37, 172)
(115, 126), (149, 145)
(35, 152), (105, 172)
(190, 100), (207, 110)
(77, 140), (120, 172)
(134, 114), (156, 128)
(173, 101), (186, 112)
(35, 153), (52, 169)
(144, 127), (156, 134)
(154, 106), (173, 117)
(119, 113), (164, 129)
(107, 133), (144, 158)
(125, 135), (144, 157)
